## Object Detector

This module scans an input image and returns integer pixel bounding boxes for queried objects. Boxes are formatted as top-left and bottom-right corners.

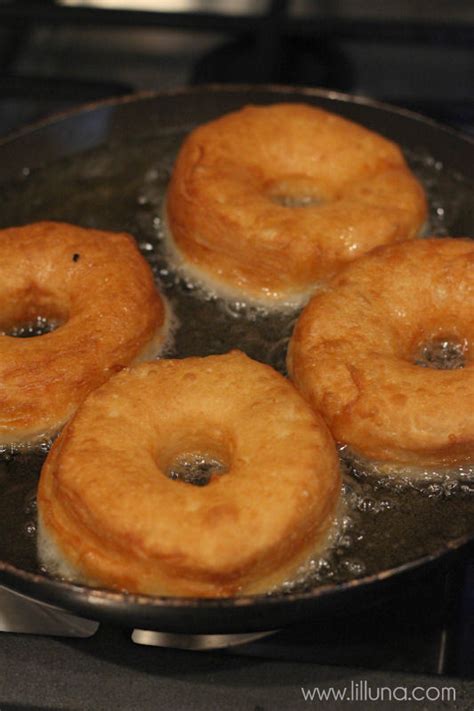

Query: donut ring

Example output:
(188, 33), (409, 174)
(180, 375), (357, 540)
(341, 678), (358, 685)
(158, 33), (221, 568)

(166, 103), (427, 306)
(288, 238), (474, 472)
(37, 351), (341, 597)
(0, 221), (167, 445)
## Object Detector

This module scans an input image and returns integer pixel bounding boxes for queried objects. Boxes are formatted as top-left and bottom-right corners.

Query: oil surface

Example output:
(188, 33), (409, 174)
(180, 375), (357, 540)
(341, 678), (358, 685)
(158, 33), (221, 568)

(0, 126), (473, 595)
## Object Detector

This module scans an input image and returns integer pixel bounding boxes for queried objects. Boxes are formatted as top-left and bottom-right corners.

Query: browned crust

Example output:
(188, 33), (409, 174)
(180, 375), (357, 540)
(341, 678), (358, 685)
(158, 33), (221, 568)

(0, 221), (166, 443)
(288, 237), (474, 468)
(38, 351), (341, 597)
(166, 103), (427, 304)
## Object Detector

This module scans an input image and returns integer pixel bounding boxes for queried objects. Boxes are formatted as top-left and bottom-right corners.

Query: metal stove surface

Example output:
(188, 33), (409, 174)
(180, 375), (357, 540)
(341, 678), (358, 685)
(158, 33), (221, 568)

(0, 557), (472, 678)
(1, 564), (474, 710)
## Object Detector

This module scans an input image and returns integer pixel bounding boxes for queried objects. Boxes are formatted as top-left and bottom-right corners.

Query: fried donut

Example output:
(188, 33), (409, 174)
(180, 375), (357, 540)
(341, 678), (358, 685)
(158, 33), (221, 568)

(37, 351), (341, 597)
(0, 221), (167, 445)
(165, 103), (427, 306)
(288, 238), (474, 472)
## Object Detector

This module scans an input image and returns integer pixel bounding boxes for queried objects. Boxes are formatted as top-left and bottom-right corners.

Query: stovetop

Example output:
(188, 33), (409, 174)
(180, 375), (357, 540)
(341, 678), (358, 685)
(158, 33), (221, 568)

(1, 556), (472, 673)
(0, 557), (473, 710)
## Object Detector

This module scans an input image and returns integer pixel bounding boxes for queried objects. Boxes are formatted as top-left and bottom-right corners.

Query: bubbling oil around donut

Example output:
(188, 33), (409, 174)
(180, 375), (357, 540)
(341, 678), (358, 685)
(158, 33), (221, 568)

(339, 444), (474, 493)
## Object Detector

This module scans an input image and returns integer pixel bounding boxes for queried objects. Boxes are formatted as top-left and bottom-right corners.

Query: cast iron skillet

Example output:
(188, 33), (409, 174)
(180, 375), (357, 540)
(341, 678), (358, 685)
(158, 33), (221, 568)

(0, 86), (473, 634)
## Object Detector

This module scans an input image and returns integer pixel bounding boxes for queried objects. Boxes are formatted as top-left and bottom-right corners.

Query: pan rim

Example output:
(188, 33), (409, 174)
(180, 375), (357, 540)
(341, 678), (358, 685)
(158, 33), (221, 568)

(0, 531), (472, 613)
(0, 82), (473, 151)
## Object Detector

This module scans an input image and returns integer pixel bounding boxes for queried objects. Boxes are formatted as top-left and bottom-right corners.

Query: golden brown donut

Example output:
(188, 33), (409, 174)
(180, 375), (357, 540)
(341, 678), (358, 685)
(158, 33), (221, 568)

(288, 238), (474, 472)
(37, 351), (341, 597)
(0, 221), (167, 445)
(165, 103), (427, 306)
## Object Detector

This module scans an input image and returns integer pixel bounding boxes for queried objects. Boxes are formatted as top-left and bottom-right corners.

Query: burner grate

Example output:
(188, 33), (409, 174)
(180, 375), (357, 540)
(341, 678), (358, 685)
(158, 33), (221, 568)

(0, 560), (472, 677)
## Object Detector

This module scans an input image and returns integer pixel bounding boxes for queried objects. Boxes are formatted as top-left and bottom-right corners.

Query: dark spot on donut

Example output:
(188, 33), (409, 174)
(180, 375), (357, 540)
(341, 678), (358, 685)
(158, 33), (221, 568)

(167, 453), (227, 487)
(110, 363), (126, 374)
(72, 253), (80, 262)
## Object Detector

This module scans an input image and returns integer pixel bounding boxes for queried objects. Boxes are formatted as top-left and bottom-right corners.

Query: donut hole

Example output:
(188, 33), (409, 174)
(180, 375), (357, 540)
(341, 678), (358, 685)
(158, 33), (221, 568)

(413, 337), (469, 370)
(166, 452), (228, 487)
(266, 176), (326, 208)
(157, 430), (232, 487)
(4, 315), (61, 338)
(0, 290), (68, 338)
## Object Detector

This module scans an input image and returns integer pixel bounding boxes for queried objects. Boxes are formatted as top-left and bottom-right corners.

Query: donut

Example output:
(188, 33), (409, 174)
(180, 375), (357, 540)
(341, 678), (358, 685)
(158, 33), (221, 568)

(165, 103), (427, 306)
(0, 221), (167, 445)
(37, 351), (341, 597)
(288, 238), (474, 472)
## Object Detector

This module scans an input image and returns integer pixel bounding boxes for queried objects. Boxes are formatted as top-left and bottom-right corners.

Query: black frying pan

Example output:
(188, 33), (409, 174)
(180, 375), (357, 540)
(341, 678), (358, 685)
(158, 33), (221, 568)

(0, 86), (473, 634)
